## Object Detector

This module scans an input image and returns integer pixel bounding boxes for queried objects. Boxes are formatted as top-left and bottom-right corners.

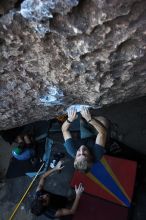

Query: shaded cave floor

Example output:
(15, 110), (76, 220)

(0, 96), (146, 220)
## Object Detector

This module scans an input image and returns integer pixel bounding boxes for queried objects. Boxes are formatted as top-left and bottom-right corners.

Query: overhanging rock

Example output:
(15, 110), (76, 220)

(0, 0), (146, 130)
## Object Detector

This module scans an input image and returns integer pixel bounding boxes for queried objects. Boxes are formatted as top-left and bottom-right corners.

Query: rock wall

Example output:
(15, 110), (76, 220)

(0, 0), (146, 130)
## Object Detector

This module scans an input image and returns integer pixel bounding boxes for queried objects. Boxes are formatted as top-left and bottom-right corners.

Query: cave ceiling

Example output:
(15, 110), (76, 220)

(0, 0), (146, 130)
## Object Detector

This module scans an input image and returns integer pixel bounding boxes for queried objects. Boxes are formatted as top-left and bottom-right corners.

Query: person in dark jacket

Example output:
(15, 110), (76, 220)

(31, 160), (84, 218)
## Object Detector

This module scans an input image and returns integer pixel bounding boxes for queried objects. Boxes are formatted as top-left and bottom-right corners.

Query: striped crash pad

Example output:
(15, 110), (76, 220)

(71, 155), (137, 207)
(73, 193), (129, 220)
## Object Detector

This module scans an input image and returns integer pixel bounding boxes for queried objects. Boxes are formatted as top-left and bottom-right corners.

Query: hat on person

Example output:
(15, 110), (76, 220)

(13, 147), (22, 155)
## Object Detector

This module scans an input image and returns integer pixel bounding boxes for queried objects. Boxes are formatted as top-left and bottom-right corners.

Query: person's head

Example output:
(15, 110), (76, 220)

(74, 145), (93, 172)
(31, 194), (50, 216)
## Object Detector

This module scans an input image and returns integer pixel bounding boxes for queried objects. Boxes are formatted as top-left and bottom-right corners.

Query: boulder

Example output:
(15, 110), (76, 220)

(0, 0), (146, 130)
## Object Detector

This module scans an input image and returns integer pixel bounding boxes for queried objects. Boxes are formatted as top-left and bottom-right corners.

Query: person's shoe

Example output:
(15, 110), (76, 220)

(16, 135), (24, 144)
(24, 135), (31, 144)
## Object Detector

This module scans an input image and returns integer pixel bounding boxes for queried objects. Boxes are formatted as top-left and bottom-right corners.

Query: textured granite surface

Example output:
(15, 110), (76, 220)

(0, 0), (146, 129)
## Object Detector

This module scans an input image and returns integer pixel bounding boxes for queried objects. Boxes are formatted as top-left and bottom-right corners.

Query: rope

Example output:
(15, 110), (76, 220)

(8, 162), (45, 220)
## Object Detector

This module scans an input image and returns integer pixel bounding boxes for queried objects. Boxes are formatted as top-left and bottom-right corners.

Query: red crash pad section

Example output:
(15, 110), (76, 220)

(71, 155), (137, 206)
(73, 194), (129, 220)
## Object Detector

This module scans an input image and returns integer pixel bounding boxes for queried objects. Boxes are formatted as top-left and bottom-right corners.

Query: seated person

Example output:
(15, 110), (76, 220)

(12, 135), (35, 160)
(31, 161), (84, 218)
(62, 106), (108, 172)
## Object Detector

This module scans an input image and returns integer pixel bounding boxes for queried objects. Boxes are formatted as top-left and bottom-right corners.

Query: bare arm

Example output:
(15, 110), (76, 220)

(89, 119), (107, 147)
(36, 161), (64, 191)
(62, 120), (72, 141)
(62, 107), (77, 141)
(55, 183), (84, 217)
(81, 107), (107, 147)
